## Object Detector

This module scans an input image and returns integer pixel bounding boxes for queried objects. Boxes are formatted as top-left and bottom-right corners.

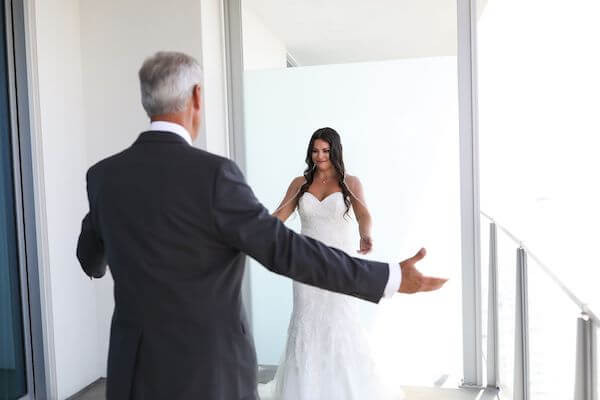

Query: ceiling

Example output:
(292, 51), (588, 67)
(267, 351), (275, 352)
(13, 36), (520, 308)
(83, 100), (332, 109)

(244, 0), (465, 66)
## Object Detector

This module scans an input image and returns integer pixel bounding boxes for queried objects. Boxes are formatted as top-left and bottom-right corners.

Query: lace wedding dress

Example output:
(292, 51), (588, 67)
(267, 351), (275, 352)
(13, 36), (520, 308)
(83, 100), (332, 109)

(260, 191), (404, 400)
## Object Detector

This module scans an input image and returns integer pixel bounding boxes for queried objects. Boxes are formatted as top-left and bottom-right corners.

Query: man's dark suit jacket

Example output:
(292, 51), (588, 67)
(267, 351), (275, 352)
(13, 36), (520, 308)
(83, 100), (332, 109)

(76, 131), (390, 400)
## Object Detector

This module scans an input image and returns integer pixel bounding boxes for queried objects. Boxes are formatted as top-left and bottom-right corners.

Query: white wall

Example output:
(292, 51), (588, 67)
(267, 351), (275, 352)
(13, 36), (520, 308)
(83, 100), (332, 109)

(32, 0), (100, 397)
(79, 0), (205, 167)
(200, 0), (230, 157)
(243, 57), (463, 385)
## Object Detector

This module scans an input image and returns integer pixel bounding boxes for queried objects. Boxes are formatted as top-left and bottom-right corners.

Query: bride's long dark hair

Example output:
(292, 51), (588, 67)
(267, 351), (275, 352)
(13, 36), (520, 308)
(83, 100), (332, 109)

(296, 127), (352, 216)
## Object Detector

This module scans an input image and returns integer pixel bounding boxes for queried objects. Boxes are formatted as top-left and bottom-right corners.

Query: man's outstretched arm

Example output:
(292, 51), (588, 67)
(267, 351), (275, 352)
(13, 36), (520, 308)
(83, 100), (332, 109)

(211, 159), (447, 302)
(212, 159), (388, 302)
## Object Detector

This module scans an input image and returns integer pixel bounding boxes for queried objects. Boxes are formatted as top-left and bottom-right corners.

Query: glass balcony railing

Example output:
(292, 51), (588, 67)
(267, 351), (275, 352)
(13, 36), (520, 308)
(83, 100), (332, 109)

(481, 212), (598, 400)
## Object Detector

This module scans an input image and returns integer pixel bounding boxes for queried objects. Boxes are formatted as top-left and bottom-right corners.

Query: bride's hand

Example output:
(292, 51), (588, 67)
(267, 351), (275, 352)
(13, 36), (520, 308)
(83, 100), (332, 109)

(358, 236), (373, 255)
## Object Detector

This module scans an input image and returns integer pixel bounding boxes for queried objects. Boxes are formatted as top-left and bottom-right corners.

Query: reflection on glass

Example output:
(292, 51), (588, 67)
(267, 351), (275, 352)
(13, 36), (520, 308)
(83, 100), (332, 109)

(240, 0), (461, 392)
(0, 1), (28, 398)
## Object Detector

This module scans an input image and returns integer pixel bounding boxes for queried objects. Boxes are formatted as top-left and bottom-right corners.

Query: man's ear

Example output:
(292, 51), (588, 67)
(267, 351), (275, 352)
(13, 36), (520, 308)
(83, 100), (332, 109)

(192, 84), (202, 110)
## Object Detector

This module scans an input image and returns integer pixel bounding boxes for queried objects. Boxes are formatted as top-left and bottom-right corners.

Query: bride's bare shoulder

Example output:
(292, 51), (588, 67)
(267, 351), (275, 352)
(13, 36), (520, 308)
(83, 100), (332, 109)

(285, 176), (306, 192)
(291, 176), (306, 187)
(344, 175), (362, 190)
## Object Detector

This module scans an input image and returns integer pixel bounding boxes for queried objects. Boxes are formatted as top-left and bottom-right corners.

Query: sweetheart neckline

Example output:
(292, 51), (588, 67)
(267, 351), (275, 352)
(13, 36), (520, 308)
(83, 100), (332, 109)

(302, 191), (343, 203)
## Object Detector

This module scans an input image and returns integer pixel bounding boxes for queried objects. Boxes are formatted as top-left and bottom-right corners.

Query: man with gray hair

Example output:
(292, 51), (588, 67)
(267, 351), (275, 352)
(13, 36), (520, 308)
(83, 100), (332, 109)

(77, 51), (446, 400)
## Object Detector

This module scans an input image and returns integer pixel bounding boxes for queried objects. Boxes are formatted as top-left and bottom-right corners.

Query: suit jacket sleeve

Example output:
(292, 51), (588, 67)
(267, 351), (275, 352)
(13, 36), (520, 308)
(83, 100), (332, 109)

(76, 170), (107, 278)
(212, 159), (389, 303)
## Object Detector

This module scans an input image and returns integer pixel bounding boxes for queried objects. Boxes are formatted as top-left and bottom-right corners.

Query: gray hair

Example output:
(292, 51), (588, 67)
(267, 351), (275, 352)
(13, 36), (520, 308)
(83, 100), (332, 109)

(138, 51), (203, 117)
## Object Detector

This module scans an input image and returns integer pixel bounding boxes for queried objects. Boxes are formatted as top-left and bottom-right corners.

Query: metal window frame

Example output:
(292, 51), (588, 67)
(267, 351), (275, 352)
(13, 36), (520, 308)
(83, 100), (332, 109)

(4, 1), (35, 399)
(223, 0), (246, 170)
(5, 0), (53, 398)
(222, 0), (484, 386)
(222, 0), (254, 329)
(457, 0), (483, 388)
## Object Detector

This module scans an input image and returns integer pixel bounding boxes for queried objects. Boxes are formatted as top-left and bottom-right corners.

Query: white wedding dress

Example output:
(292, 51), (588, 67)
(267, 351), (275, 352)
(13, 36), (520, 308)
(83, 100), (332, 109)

(259, 191), (404, 400)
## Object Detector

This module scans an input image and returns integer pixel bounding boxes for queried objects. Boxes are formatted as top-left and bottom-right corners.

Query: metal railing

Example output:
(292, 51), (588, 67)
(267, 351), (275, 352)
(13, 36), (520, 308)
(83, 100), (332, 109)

(481, 212), (598, 400)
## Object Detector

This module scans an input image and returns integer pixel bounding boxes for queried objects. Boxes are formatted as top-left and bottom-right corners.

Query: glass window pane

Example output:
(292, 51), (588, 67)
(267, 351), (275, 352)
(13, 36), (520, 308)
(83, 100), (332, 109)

(496, 233), (517, 397)
(0, 1), (28, 398)
(477, 0), (600, 397)
(528, 261), (579, 399)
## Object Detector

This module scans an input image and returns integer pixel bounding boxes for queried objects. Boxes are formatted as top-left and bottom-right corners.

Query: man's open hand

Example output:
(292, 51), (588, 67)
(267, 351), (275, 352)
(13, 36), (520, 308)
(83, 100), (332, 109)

(398, 248), (448, 294)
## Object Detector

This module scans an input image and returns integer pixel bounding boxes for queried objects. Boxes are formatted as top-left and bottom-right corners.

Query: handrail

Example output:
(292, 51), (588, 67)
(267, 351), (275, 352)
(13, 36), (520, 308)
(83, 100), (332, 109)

(480, 211), (600, 326)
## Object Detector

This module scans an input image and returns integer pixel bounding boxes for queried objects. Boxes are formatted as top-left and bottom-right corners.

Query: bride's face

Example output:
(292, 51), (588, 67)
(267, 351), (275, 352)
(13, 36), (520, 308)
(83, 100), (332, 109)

(312, 139), (332, 172)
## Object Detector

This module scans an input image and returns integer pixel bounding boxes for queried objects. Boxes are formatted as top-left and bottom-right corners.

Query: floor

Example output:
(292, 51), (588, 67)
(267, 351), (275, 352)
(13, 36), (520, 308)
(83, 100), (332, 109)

(69, 377), (500, 400)
(67, 366), (278, 399)
(401, 386), (499, 400)
(67, 378), (106, 400)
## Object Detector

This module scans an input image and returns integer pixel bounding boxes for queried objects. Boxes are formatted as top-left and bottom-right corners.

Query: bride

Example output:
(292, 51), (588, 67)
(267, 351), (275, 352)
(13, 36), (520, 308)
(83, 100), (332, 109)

(264, 127), (405, 399)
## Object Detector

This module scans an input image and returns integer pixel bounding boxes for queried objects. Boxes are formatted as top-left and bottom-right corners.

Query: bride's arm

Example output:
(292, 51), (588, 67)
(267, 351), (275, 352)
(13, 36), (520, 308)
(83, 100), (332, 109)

(272, 176), (305, 222)
(346, 176), (373, 254)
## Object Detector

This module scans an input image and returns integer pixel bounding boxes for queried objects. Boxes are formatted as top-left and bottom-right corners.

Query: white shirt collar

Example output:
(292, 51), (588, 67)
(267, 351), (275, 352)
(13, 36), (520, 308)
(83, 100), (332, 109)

(149, 121), (193, 145)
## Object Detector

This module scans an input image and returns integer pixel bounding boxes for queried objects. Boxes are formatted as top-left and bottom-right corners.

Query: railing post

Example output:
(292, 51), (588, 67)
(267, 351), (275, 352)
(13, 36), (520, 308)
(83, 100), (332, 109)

(514, 247), (530, 400)
(575, 314), (597, 400)
(487, 222), (499, 388)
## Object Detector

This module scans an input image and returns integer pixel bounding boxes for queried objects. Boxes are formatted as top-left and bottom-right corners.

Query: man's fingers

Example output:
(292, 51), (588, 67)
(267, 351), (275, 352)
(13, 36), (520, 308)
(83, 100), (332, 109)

(420, 276), (448, 292)
(410, 247), (427, 263)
